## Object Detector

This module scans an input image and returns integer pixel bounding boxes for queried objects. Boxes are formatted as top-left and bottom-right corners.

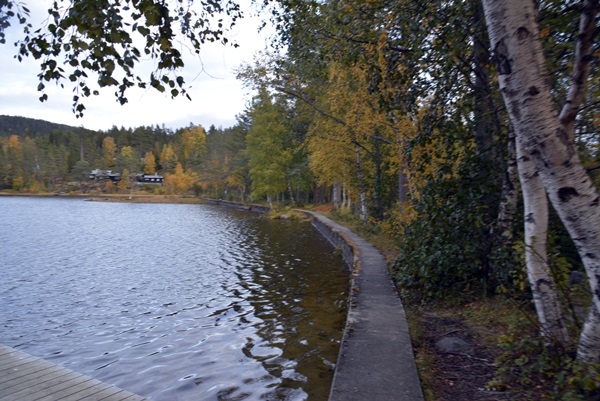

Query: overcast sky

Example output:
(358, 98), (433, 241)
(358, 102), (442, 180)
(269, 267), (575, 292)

(0, 1), (269, 132)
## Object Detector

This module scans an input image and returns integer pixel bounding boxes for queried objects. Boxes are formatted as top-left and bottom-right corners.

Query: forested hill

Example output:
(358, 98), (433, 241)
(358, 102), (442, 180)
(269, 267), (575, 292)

(0, 114), (246, 198)
(0, 115), (84, 137)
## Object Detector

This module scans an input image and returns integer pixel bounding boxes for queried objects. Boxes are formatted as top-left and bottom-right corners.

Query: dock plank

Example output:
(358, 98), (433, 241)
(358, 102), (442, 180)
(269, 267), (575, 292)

(0, 345), (150, 401)
(0, 348), (36, 367)
(57, 381), (114, 401)
(74, 387), (127, 401)
(35, 379), (105, 401)
(0, 363), (64, 387)
(0, 354), (39, 372)
(8, 370), (87, 400)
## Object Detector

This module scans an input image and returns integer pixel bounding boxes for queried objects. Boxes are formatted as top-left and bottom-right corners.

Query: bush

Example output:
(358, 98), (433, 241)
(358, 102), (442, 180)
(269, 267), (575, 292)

(391, 161), (510, 301)
(493, 321), (600, 400)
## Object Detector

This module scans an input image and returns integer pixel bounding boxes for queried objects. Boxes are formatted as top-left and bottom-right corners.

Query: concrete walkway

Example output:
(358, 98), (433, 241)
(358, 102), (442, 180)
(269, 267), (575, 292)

(307, 212), (424, 401)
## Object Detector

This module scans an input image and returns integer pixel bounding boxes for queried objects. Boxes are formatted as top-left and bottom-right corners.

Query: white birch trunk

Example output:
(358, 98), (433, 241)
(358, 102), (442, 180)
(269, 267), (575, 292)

(355, 144), (368, 223)
(287, 180), (295, 206)
(482, 0), (600, 362)
(345, 186), (351, 211)
(517, 137), (570, 344)
(332, 182), (341, 210)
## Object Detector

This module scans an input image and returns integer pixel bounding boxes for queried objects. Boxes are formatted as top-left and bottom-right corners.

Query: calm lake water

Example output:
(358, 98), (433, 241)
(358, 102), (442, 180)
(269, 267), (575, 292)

(0, 196), (348, 400)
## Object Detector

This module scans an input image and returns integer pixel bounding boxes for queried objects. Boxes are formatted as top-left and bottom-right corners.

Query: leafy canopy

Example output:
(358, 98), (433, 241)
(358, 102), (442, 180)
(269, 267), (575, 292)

(0, 0), (242, 116)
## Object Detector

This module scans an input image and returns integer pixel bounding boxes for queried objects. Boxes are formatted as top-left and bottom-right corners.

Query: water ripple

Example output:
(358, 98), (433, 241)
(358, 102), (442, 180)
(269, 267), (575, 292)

(0, 197), (348, 401)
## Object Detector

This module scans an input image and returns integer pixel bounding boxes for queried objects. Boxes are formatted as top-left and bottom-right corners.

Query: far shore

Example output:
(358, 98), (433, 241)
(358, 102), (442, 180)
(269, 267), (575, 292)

(0, 192), (204, 204)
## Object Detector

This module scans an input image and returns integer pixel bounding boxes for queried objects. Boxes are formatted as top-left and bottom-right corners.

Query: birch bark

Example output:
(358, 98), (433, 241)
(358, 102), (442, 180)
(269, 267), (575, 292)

(355, 143), (368, 223)
(482, 0), (600, 362)
(517, 137), (570, 344)
(332, 182), (341, 210)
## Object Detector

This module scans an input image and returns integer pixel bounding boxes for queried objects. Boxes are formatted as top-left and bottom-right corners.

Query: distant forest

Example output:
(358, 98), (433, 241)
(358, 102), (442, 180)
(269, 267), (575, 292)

(0, 115), (252, 199)
(0, 115), (82, 137)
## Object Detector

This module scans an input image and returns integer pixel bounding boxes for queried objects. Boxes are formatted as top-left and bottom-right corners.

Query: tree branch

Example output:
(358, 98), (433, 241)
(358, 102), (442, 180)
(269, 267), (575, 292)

(275, 85), (347, 126)
(559, 0), (599, 134)
(275, 84), (394, 146)
(586, 164), (600, 173)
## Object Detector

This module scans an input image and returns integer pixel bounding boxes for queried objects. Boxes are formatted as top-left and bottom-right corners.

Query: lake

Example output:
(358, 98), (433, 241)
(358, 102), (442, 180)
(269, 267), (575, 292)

(0, 196), (348, 400)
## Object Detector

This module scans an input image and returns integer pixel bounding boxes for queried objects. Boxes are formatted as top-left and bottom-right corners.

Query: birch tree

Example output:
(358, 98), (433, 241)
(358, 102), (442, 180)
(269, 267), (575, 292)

(482, 0), (600, 363)
(517, 137), (570, 344)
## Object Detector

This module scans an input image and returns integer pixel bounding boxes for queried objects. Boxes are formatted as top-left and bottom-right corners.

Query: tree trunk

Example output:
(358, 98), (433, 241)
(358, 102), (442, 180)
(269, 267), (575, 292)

(517, 136), (570, 344)
(496, 129), (518, 240)
(473, 0), (501, 168)
(482, 0), (600, 362)
(287, 180), (295, 206)
(372, 138), (383, 220)
(355, 143), (368, 223)
(395, 142), (409, 207)
(398, 167), (408, 205)
(342, 179), (349, 210)
(332, 182), (341, 210)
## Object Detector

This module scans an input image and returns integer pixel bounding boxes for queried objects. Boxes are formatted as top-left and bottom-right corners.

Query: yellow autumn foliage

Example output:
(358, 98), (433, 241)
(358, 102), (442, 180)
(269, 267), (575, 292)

(164, 163), (196, 194)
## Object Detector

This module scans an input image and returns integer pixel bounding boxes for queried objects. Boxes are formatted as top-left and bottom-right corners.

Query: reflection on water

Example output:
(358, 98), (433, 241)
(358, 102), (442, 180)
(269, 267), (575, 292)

(0, 197), (348, 400)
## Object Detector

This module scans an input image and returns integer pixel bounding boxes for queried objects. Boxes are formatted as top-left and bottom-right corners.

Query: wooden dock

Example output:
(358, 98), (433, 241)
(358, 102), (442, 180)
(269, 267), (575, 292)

(0, 344), (150, 401)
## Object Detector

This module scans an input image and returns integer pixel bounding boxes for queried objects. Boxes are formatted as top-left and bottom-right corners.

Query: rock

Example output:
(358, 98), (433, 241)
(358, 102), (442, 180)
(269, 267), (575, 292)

(435, 336), (473, 354)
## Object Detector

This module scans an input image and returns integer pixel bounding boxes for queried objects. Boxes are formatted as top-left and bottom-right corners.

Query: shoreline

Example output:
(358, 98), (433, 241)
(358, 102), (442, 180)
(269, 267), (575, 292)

(0, 192), (204, 204)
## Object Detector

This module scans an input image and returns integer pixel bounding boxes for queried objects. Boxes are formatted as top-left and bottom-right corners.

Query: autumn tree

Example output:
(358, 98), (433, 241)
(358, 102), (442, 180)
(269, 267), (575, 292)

(164, 162), (195, 193)
(307, 116), (354, 210)
(2, 135), (24, 189)
(143, 151), (157, 175)
(102, 136), (117, 169)
(179, 125), (207, 170)
(303, 62), (399, 221)
(159, 143), (178, 173)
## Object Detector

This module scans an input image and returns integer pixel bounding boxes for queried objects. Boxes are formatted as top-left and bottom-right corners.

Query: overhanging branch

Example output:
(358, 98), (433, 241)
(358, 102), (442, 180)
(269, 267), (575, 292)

(559, 0), (599, 134)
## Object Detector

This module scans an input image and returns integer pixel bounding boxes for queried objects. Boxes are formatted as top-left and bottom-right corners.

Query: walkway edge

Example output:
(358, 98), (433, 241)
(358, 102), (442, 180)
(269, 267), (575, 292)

(305, 212), (424, 401)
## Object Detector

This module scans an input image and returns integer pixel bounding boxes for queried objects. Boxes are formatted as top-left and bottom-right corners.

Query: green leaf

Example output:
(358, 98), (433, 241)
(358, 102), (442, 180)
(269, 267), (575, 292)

(137, 26), (150, 36)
